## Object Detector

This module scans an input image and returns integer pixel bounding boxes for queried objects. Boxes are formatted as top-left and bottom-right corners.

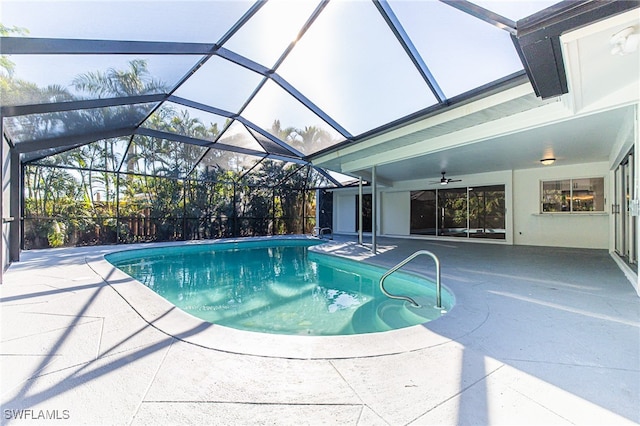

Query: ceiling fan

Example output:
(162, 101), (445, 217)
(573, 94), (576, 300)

(432, 172), (462, 185)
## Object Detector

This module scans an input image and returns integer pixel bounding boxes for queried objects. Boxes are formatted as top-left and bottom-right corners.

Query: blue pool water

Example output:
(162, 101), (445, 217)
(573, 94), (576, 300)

(106, 239), (454, 336)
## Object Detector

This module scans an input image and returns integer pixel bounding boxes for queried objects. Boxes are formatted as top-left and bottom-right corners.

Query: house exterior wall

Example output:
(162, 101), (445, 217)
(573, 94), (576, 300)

(331, 164), (609, 249)
(380, 191), (409, 236)
(334, 192), (358, 234)
(513, 162), (609, 248)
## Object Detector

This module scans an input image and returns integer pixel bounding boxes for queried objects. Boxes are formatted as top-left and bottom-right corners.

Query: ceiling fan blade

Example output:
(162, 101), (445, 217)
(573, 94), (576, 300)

(430, 172), (462, 185)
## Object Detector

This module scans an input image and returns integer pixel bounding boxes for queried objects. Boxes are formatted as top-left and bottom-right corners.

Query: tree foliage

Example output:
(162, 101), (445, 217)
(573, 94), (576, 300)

(15, 61), (319, 248)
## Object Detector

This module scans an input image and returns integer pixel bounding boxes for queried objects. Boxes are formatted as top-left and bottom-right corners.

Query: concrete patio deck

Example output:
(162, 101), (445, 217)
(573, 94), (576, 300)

(1, 236), (638, 425)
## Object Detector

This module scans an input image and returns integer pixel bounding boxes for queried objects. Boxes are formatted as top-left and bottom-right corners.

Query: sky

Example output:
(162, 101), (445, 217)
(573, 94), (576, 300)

(2, 0), (559, 145)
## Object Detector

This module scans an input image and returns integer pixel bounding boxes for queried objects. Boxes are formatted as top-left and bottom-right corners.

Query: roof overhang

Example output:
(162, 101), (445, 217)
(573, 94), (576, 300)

(513, 0), (639, 99)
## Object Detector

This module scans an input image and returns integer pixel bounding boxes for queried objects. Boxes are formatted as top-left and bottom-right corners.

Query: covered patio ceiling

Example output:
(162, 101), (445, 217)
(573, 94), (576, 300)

(1, 1), (638, 187)
(337, 105), (634, 184)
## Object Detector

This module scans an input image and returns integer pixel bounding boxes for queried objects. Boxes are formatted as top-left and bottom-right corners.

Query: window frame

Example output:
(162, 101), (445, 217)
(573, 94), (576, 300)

(409, 184), (506, 239)
(540, 176), (606, 214)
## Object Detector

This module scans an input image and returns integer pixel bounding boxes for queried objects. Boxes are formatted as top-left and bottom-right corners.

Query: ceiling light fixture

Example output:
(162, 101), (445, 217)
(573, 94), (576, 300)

(610, 27), (639, 56)
(540, 158), (556, 166)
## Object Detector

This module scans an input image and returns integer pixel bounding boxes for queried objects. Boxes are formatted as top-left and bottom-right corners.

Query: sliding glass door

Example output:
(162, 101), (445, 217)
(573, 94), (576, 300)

(614, 150), (636, 268)
(410, 185), (505, 239)
(469, 185), (506, 239)
(410, 190), (437, 235)
(438, 187), (468, 237)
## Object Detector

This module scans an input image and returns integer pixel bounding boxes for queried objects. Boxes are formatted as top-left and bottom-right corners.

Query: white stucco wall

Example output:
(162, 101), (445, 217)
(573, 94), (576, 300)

(333, 191), (358, 234)
(331, 165), (612, 249)
(380, 191), (409, 235)
(513, 162), (609, 249)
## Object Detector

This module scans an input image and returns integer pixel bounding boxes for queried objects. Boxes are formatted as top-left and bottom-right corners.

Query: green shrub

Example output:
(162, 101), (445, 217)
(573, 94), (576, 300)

(47, 221), (66, 248)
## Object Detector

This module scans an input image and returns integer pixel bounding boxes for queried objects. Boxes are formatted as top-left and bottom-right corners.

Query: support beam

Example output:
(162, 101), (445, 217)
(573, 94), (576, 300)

(311, 166), (342, 188)
(216, 0), (266, 46)
(215, 46), (273, 76)
(1, 125), (4, 283)
(136, 127), (297, 161)
(0, 37), (216, 55)
(358, 176), (363, 245)
(1, 94), (166, 117)
(270, 74), (352, 139)
(440, 0), (516, 34)
(9, 150), (21, 262)
(15, 127), (136, 154)
(354, 169), (393, 187)
(315, 189), (320, 236)
(23, 141), (93, 164)
(371, 165), (377, 254)
(167, 96), (236, 119)
(239, 117), (306, 158)
(375, 0), (446, 101)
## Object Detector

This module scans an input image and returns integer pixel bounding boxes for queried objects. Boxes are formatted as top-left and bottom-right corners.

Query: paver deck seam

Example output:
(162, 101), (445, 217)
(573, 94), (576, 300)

(0, 282), (70, 296)
(0, 317), (103, 344)
(499, 358), (640, 372)
(0, 301), (50, 307)
(405, 363), (506, 425)
(0, 355), (62, 401)
(138, 400), (368, 407)
(25, 359), (105, 379)
(13, 311), (104, 319)
(130, 337), (175, 426)
(2, 291), (80, 307)
(0, 283), (102, 306)
(85, 257), (181, 342)
(508, 385), (576, 424)
(327, 359), (390, 424)
(0, 354), (61, 357)
(96, 316), (105, 361)
(1, 335), (180, 416)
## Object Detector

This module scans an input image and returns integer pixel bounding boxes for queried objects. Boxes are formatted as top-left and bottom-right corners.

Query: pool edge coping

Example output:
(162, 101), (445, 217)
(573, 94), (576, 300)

(86, 236), (486, 359)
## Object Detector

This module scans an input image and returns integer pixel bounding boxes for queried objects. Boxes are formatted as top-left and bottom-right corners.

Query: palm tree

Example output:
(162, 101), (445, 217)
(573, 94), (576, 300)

(293, 125), (332, 153)
(72, 59), (167, 98)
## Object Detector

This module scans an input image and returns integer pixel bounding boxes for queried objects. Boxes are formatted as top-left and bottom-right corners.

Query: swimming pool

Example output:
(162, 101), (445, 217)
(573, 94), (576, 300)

(106, 239), (454, 336)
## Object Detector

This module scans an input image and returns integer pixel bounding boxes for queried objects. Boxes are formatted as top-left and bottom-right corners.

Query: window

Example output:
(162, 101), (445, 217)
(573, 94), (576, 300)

(541, 178), (605, 213)
(410, 185), (505, 239)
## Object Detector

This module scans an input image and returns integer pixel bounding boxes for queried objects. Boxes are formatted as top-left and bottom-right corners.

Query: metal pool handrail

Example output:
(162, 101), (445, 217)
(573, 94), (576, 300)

(313, 227), (333, 240)
(379, 250), (442, 309)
